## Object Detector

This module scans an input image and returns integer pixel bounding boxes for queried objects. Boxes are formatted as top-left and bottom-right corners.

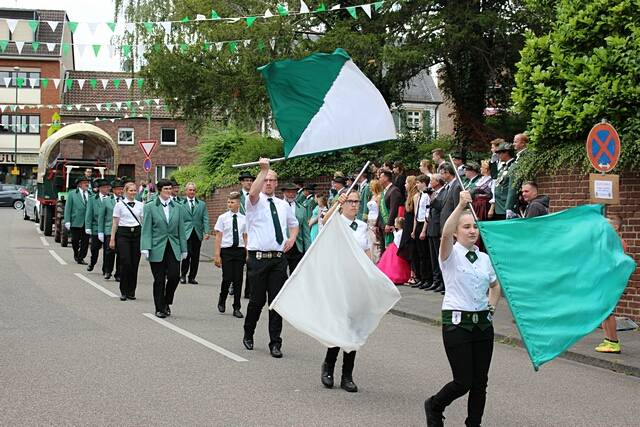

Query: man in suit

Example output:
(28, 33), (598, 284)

(328, 176), (347, 207)
(438, 162), (462, 232)
(141, 179), (188, 318)
(281, 182), (310, 273)
(302, 183), (317, 221)
(492, 142), (516, 220)
(180, 182), (210, 285)
(505, 133), (530, 218)
(170, 179), (185, 204)
(238, 171), (255, 215)
(86, 179), (111, 272)
(426, 174), (447, 293)
(98, 179), (123, 280)
(64, 177), (91, 264)
(376, 169), (402, 254)
(294, 179), (306, 204)
(356, 172), (371, 221)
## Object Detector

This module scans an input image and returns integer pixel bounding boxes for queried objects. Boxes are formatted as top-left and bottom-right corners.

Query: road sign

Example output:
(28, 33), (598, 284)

(586, 122), (620, 172)
(139, 139), (157, 158)
(589, 173), (619, 205)
(143, 158), (152, 173)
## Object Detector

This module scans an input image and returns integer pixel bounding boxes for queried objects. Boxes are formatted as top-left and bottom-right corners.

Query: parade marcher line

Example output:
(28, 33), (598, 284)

(142, 313), (248, 362)
(40, 236), (49, 246)
(48, 249), (67, 265)
(74, 273), (119, 298)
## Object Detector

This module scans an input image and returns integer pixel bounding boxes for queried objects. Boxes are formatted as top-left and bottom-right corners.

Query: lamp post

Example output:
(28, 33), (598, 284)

(13, 65), (19, 181)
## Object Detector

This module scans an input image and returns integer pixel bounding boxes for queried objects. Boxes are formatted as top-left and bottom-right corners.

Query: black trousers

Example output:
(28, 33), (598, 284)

(243, 253), (288, 347)
(116, 226), (141, 297)
(71, 227), (90, 261)
(150, 244), (181, 312)
(414, 222), (433, 283)
(219, 247), (245, 310)
(181, 232), (203, 280)
(431, 325), (494, 427)
(428, 236), (443, 287)
(325, 348), (357, 377)
(243, 267), (251, 298)
(102, 235), (116, 275)
(89, 234), (102, 267)
(492, 213), (506, 221)
(285, 245), (304, 274)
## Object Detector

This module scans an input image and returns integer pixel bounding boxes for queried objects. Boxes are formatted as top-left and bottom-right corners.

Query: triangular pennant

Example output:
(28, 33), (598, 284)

(75, 104), (82, 110)
(154, 98), (161, 105)
(122, 44), (132, 57)
(203, 41), (211, 52)
(243, 40), (251, 48)
(104, 102), (112, 111)
(28, 20), (39, 33)
(135, 100), (141, 106)
(28, 78), (38, 88)
(101, 79), (109, 89)
(316, 3), (327, 12)
(89, 79), (97, 89)
(76, 44), (86, 57)
(15, 41), (25, 54)
(65, 79), (73, 90)
(62, 43), (71, 55)
(87, 22), (100, 35)
(6, 19), (18, 34)
(125, 100), (132, 109)
(125, 78), (132, 89)
(110, 118), (115, 123)
(257, 40), (265, 51)
(106, 22), (117, 32)
(137, 44), (145, 55)
(214, 42), (223, 51)
(115, 101), (122, 109)
(144, 22), (154, 32)
(47, 21), (59, 32)
(46, 42), (56, 52)
(211, 10), (221, 20)
(300, 0), (310, 14)
(84, 106), (91, 111)
(264, 9), (274, 18)
(181, 16), (189, 23)
(160, 21), (171, 33)
(137, 78), (144, 88)
(77, 79), (85, 90)
(153, 43), (161, 53)
(95, 117), (100, 121)
(3, 77), (11, 88)
(0, 40), (8, 52)
(373, 1), (384, 12)
(95, 103), (102, 111)
(65, 104), (73, 111)
(277, 4), (289, 16)
(270, 38), (276, 50)
(68, 21), (78, 33)
(179, 43), (188, 53)
(16, 77), (24, 88)
(113, 79), (121, 89)
(0, 105), (4, 113)
(331, 4), (341, 11)
(31, 41), (40, 52)
(41, 79), (49, 89)
(228, 41), (238, 53)
(361, 4), (372, 18)
(165, 43), (174, 51)
(246, 16), (257, 27)
(125, 23), (135, 34)
(52, 78), (60, 89)
(92, 44), (101, 56)
(144, 99), (151, 106)
(346, 6), (357, 19)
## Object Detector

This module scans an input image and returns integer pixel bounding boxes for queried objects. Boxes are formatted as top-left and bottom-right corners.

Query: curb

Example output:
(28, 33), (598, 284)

(389, 308), (640, 378)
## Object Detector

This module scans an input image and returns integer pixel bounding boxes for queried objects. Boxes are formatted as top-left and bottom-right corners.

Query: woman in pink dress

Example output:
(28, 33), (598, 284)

(377, 217), (412, 285)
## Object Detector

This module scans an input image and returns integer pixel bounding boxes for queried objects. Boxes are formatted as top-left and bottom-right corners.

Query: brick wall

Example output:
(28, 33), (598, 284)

(537, 170), (640, 322)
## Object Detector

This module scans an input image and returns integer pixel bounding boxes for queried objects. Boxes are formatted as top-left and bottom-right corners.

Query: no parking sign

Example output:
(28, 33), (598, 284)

(586, 122), (620, 172)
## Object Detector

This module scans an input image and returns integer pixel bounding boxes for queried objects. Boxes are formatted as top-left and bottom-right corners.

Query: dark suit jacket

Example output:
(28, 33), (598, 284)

(427, 187), (447, 237)
(440, 180), (461, 233)
(377, 184), (402, 229)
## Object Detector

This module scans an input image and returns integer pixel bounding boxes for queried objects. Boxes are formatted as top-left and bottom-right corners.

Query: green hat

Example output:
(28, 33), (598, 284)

(111, 179), (124, 188)
(495, 142), (514, 153)
(279, 182), (298, 191)
(75, 176), (90, 186)
(96, 178), (110, 187)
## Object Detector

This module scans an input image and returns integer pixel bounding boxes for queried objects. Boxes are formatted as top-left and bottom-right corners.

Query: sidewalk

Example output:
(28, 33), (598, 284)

(198, 240), (639, 377)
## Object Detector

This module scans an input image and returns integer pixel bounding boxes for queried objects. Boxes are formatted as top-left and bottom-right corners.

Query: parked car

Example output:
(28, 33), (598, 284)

(0, 184), (26, 209)
(23, 190), (39, 222)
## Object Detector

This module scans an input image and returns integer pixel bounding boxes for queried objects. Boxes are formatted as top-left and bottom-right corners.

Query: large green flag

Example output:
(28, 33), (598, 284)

(478, 204), (636, 370)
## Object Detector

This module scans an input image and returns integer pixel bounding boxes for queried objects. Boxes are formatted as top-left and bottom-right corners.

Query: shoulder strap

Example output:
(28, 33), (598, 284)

(121, 200), (141, 226)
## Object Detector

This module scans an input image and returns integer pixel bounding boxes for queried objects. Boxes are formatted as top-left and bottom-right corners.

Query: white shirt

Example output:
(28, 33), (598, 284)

(157, 196), (171, 222)
(393, 229), (403, 247)
(246, 192), (299, 251)
(113, 199), (144, 227)
(215, 210), (247, 248)
(186, 197), (196, 209)
(440, 242), (496, 311)
(341, 215), (369, 252)
(416, 192), (430, 222)
(366, 199), (378, 221)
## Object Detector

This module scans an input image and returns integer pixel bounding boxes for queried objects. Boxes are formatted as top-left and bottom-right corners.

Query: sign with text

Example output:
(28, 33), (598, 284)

(138, 139), (157, 158)
(586, 122), (621, 173)
(589, 173), (619, 205)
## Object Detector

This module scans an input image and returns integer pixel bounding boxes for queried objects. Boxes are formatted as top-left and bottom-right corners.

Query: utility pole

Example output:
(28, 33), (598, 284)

(13, 65), (19, 183)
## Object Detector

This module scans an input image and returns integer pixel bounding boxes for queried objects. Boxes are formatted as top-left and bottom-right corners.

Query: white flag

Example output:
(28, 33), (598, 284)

(15, 41), (25, 54)
(46, 42), (56, 52)
(95, 103), (102, 111)
(47, 21), (59, 32)
(52, 79), (60, 89)
(6, 19), (18, 34)
(160, 21), (172, 34)
(361, 4), (372, 18)
(101, 79), (109, 89)
(270, 214), (401, 352)
(300, 0), (310, 14)
(77, 79), (85, 90)
(87, 22), (100, 35)
(28, 78), (38, 87)
(3, 77), (11, 87)
(76, 44), (86, 57)
(264, 9), (274, 18)
(125, 78), (132, 89)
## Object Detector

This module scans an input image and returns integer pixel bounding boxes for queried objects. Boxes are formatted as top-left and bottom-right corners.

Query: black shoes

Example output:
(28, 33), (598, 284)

(426, 282), (440, 291)
(114, 274), (120, 282)
(340, 376), (358, 393)
(188, 279), (198, 284)
(269, 344), (283, 358)
(155, 311), (167, 318)
(180, 276), (186, 284)
(87, 264), (94, 272)
(424, 397), (444, 427)
(321, 363), (334, 388)
(104, 273), (111, 280)
(165, 306), (171, 316)
(120, 294), (127, 301)
(77, 259), (87, 265)
(432, 284), (445, 293)
(243, 337), (254, 350)
(218, 303), (225, 313)
(411, 281), (423, 288)
(232, 309), (243, 318)
(419, 282), (432, 290)
(127, 295), (136, 300)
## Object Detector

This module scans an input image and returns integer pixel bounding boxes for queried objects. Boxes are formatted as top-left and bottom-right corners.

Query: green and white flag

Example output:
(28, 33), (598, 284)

(258, 48), (396, 158)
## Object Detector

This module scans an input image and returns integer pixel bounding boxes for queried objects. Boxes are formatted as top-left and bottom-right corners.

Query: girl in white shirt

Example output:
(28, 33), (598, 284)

(425, 190), (501, 427)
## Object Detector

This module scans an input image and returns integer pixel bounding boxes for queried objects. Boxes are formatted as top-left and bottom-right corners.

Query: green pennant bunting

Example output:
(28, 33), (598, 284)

(65, 104), (72, 111)
(125, 101), (132, 109)
(257, 40), (265, 51)
(373, 1), (383, 11)
(246, 16), (257, 27)
(62, 43), (71, 55)
(315, 3), (326, 12)
(180, 43), (188, 53)
(65, 79), (73, 90)
(211, 10), (221, 20)
(144, 22), (154, 32)
(277, 4), (288, 16)
(31, 41), (40, 52)
(113, 79), (121, 89)
(153, 43), (162, 53)
(122, 44), (131, 57)
(107, 22), (116, 32)
(88, 79), (97, 89)
(0, 40), (8, 52)
(144, 99), (151, 106)
(181, 17), (189, 23)
(228, 41), (238, 53)
(28, 20), (39, 32)
(16, 77), (24, 88)
(203, 42), (211, 51)
(104, 102), (112, 111)
(131, 110), (138, 118)
(346, 6), (357, 19)
(41, 79), (49, 89)
(92, 45), (101, 56)
(163, 104), (169, 111)
(137, 78), (144, 88)
(68, 22), (78, 33)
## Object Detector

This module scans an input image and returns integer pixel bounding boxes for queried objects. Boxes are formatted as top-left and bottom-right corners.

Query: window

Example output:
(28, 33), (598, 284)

(156, 165), (179, 180)
(406, 110), (422, 130)
(0, 115), (40, 134)
(0, 70), (40, 87)
(117, 164), (135, 179)
(161, 128), (177, 145)
(118, 128), (134, 145)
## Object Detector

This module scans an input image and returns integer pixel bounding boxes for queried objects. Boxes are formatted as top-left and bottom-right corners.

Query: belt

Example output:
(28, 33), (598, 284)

(118, 225), (141, 233)
(442, 310), (492, 331)
(248, 250), (283, 259)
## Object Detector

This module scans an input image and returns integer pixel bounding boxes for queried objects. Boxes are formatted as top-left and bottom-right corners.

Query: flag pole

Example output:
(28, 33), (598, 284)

(232, 157), (285, 169)
(345, 160), (371, 196)
(448, 154), (479, 222)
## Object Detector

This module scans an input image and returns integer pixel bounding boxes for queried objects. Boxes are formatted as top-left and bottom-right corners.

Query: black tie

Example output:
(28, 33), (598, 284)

(350, 221), (358, 231)
(127, 202), (135, 207)
(268, 198), (284, 244)
(161, 202), (167, 208)
(466, 250), (478, 264)
(190, 200), (195, 213)
(232, 214), (239, 247)
(82, 192), (87, 203)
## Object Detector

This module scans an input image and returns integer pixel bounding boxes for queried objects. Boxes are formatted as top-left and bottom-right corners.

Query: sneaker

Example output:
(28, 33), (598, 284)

(595, 339), (621, 354)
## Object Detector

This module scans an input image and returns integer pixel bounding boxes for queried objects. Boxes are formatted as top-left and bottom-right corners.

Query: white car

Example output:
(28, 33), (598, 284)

(23, 190), (40, 223)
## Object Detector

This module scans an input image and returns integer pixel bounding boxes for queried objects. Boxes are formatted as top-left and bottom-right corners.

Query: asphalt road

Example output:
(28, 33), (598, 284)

(2, 207), (639, 426)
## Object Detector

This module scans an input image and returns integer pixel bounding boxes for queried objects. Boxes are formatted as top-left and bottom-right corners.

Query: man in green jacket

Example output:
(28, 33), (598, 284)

(356, 173), (371, 221)
(170, 179), (185, 204)
(98, 179), (124, 280)
(64, 176), (91, 264)
(141, 179), (188, 318)
(238, 171), (255, 215)
(180, 182), (210, 285)
(281, 182), (310, 273)
(86, 179), (110, 272)
(492, 142), (516, 220)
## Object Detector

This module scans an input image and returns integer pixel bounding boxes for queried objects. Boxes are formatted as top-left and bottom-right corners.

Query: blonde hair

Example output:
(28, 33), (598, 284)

(369, 179), (383, 197)
(124, 182), (137, 193)
(405, 175), (418, 211)
(420, 159), (435, 174)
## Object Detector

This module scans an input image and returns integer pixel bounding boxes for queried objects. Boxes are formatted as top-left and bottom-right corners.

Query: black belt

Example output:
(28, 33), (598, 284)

(118, 225), (141, 233)
(248, 250), (283, 259)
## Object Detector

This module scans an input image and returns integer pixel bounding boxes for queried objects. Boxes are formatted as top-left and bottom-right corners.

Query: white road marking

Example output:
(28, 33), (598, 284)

(40, 236), (49, 246)
(142, 313), (248, 362)
(48, 250), (67, 265)
(74, 273), (118, 298)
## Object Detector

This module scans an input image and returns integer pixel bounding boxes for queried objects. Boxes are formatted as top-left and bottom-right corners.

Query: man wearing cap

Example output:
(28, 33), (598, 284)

(328, 176), (347, 207)
(98, 179), (123, 280)
(281, 182), (309, 273)
(491, 142), (516, 220)
(64, 176), (92, 264)
(85, 179), (111, 272)
(238, 171), (255, 215)
(294, 179), (306, 204)
(357, 173), (371, 221)
(243, 158), (298, 358)
(302, 183), (318, 221)
(451, 154), (468, 185)
(180, 182), (210, 285)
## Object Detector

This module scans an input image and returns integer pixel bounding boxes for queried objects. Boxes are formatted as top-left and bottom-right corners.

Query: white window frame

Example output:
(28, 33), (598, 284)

(155, 165), (179, 180)
(406, 110), (423, 130)
(118, 127), (134, 145)
(160, 128), (177, 145)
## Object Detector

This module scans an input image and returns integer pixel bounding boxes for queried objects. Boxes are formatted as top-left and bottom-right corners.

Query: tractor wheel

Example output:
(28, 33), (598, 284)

(43, 205), (53, 236)
(54, 201), (64, 243)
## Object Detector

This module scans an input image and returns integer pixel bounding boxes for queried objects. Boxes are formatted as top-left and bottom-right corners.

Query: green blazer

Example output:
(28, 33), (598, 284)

(85, 194), (103, 235)
(294, 200), (312, 253)
(63, 188), (88, 228)
(141, 198), (188, 263)
(494, 159), (515, 215)
(358, 181), (372, 220)
(182, 198), (210, 240)
(98, 196), (116, 236)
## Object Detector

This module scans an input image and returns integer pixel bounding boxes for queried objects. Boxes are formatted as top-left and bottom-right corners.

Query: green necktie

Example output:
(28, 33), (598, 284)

(350, 221), (358, 231)
(466, 250), (478, 264)
(268, 198), (284, 244)
(232, 214), (239, 247)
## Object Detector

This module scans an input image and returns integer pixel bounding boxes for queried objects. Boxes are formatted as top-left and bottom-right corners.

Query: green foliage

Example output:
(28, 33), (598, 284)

(512, 0), (640, 173)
